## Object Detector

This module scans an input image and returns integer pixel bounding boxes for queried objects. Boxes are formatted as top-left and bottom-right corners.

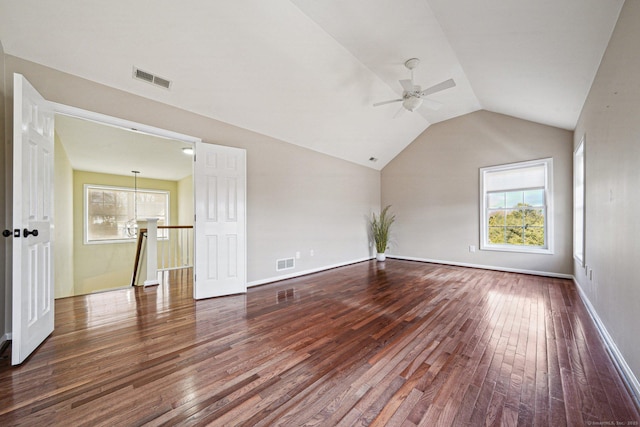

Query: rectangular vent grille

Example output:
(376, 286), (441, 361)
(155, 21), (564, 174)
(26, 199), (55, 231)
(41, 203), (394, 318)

(276, 257), (295, 271)
(133, 67), (172, 89)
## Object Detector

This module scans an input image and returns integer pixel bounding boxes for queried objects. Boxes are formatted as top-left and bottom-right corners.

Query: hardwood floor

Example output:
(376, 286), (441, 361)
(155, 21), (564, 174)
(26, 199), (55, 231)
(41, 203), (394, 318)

(0, 260), (638, 426)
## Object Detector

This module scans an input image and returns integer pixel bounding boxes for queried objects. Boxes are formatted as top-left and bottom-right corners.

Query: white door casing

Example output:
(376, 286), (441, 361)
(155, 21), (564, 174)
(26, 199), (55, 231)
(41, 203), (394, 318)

(193, 141), (246, 299)
(12, 74), (55, 365)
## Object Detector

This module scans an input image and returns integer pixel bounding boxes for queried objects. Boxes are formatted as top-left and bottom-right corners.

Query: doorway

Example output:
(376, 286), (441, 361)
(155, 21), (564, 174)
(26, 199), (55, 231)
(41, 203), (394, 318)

(10, 74), (247, 364)
(53, 114), (194, 297)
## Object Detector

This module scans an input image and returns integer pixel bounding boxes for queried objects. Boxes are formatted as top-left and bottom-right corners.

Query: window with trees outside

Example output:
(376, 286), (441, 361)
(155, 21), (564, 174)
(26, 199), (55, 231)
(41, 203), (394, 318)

(85, 184), (169, 243)
(480, 158), (553, 254)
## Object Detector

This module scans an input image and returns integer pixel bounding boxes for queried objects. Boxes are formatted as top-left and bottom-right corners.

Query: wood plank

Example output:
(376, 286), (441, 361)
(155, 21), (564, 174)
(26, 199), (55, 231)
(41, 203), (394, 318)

(0, 261), (637, 425)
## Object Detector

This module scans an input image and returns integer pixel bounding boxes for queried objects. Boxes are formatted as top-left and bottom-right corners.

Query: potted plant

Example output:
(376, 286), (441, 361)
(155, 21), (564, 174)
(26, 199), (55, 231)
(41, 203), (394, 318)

(371, 205), (395, 261)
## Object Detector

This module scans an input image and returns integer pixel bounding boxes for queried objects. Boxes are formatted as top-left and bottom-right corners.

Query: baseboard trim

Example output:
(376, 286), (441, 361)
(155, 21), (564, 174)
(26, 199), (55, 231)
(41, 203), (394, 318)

(387, 254), (574, 279)
(1, 332), (11, 344)
(247, 257), (372, 288)
(572, 278), (640, 408)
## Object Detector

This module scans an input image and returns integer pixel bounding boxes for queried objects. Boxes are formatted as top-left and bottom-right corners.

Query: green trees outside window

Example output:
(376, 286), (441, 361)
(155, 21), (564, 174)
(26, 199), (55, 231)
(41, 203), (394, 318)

(487, 188), (545, 247)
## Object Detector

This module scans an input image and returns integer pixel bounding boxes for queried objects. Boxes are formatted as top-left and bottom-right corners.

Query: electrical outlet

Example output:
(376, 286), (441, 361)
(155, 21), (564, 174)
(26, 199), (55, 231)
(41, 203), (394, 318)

(296, 251), (300, 259)
(469, 245), (476, 253)
(310, 249), (314, 257)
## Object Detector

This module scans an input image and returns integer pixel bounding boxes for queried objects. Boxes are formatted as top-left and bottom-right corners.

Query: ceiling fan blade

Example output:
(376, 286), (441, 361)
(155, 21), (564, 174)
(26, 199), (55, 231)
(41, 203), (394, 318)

(420, 78), (456, 97)
(421, 98), (444, 110)
(393, 106), (406, 118)
(373, 99), (402, 107)
(399, 79), (415, 92)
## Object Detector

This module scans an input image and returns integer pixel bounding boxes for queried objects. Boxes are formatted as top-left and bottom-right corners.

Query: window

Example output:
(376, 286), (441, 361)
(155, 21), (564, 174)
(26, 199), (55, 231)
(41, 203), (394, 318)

(85, 184), (169, 243)
(574, 137), (585, 264)
(480, 158), (553, 254)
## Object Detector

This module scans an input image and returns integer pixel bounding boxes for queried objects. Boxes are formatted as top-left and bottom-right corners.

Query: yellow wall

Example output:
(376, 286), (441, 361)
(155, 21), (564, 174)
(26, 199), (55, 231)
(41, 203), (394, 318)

(177, 175), (193, 226)
(73, 171), (179, 295)
(53, 133), (75, 298)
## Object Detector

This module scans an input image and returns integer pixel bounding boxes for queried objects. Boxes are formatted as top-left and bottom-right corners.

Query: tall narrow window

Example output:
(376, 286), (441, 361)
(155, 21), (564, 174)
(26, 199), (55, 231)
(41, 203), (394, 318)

(480, 158), (554, 254)
(574, 137), (585, 264)
(85, 184), (169, 243)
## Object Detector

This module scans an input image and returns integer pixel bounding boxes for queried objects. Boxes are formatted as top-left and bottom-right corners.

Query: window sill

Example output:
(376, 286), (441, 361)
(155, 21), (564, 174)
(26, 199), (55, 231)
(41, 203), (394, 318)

(481, 245), (554, 255)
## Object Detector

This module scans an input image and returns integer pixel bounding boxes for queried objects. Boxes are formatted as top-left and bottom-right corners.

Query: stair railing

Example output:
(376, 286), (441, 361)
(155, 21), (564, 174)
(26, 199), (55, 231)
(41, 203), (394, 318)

(131, 224), (194, 286)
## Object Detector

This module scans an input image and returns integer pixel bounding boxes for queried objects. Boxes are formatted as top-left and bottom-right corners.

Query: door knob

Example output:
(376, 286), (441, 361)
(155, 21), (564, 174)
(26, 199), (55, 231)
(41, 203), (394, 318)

(2, 229), (11, 238)
(23, 228), (39, 238)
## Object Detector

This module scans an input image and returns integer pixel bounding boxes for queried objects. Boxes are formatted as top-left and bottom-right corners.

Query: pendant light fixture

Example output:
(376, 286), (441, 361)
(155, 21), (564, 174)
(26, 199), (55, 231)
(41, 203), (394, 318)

(125, 170), (140, 238)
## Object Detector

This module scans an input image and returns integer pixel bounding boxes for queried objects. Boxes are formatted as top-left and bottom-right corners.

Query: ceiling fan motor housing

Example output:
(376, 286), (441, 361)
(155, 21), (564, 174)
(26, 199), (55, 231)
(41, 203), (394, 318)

(404, 58), (420, 70)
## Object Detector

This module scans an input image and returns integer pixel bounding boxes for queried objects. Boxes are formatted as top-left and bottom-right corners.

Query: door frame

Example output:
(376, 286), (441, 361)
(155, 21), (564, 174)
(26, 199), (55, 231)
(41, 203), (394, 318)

(52, 104), (248, 299)
(5, 93), (249, 355)
(52, 103), (202, 145)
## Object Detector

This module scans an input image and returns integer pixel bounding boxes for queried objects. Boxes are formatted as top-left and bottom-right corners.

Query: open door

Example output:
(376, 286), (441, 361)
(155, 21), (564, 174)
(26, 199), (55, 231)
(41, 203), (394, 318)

(11, 74), (55, 365)
(193, 141), (246, 299)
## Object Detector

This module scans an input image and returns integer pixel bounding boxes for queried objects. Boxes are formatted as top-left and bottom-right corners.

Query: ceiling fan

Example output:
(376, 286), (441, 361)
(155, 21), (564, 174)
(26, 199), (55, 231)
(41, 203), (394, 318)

(374, 58), (456, 113)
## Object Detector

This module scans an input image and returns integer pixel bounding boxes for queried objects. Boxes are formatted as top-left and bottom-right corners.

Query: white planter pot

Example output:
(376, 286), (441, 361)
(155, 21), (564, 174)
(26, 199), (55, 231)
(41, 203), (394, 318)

(376, 253), (386, 262)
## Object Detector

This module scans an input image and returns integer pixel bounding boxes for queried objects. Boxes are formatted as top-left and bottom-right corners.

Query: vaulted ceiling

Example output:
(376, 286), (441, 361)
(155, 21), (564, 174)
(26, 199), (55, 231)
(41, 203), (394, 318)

(0, 0), (624, 170)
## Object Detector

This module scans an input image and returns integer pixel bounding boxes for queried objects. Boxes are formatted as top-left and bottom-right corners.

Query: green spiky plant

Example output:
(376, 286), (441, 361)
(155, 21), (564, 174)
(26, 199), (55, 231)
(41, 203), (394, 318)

(371, 205), (395, 254)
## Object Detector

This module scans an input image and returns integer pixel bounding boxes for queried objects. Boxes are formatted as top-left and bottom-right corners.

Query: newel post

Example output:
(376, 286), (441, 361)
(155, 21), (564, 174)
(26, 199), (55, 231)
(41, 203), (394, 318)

(144, 218), (160, 287)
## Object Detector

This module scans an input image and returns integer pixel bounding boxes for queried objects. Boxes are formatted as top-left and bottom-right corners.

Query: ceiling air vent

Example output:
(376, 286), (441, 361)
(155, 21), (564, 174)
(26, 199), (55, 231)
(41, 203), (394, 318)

(133, 67), (172, 89)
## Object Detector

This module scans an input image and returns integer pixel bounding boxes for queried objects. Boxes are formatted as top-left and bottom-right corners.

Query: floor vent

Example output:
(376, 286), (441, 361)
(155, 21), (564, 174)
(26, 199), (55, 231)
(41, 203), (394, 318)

(133, 67), (172, 89)
(276, 257), (295, 271)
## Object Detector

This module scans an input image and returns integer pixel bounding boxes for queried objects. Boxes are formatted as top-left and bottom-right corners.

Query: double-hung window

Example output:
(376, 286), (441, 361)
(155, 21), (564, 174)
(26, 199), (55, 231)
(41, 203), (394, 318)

(480, 158), (553, 254)
(85, 184), (169, 243)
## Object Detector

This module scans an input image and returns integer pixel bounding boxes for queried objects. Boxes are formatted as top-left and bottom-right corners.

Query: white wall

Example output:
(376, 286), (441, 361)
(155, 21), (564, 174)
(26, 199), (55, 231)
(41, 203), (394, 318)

(3, 55), (381, 286)
(573, 0), (640, 390)
(381, 110), (573, 276)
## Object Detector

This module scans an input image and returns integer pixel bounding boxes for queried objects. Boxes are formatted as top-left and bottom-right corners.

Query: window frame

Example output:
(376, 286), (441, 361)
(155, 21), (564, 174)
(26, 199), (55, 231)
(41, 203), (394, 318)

(479, 158), (554, 254)
(84, 184), (170, 245)
(573, 137), (585, 265)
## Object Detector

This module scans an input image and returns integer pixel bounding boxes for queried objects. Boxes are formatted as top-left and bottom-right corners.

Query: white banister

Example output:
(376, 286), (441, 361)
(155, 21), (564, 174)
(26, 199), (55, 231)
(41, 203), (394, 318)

(144, 218), (160, 287)
(131, 224), (194, 287)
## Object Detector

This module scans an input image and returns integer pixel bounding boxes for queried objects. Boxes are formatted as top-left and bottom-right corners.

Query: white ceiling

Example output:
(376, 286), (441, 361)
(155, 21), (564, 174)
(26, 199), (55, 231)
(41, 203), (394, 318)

(55, 115), (193, 181)
(0, 0), (623, 170)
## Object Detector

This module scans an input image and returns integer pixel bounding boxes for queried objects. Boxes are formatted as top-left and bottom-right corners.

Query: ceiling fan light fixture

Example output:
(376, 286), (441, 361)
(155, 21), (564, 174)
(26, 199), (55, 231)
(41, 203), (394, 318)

(403, 97), (423, 112)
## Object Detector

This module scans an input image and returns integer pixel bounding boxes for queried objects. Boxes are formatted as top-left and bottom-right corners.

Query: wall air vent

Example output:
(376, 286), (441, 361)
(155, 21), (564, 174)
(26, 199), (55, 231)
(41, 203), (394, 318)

(133, 67), (172, 89)
(276, 257), (295, 272)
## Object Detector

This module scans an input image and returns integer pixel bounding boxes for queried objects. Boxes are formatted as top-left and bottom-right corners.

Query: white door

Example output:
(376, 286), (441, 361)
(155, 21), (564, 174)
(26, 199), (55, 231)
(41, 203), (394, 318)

(11, 74), (55, 365)
(193, 141), (246, 299)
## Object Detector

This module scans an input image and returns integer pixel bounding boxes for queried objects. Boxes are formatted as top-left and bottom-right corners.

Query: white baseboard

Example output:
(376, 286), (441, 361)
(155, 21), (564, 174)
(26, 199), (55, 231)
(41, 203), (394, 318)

(572, 278), (640, 407)
(387, 254), (574, 279)
(247, 257), (372, 288)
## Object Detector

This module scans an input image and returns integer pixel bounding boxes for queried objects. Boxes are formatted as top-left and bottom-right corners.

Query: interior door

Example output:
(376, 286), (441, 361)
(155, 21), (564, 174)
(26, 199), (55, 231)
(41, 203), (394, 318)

(193, 141), (246, 299)
(11, 74), (55, 365)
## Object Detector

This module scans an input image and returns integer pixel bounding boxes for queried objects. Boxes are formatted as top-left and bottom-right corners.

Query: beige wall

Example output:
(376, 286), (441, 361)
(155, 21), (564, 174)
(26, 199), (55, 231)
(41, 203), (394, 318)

(381, 110), (573, 275)
(0, 40), (6, 339)
(73, 171), (178, 295)
(574, 0), (640, 385)
(53, 133), (74, 298)
(1, 55), (380, 285)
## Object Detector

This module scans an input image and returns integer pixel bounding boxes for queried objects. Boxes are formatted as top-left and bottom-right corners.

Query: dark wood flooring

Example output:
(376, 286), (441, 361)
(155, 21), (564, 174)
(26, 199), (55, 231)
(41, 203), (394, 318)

(0, 260), (638, 426)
